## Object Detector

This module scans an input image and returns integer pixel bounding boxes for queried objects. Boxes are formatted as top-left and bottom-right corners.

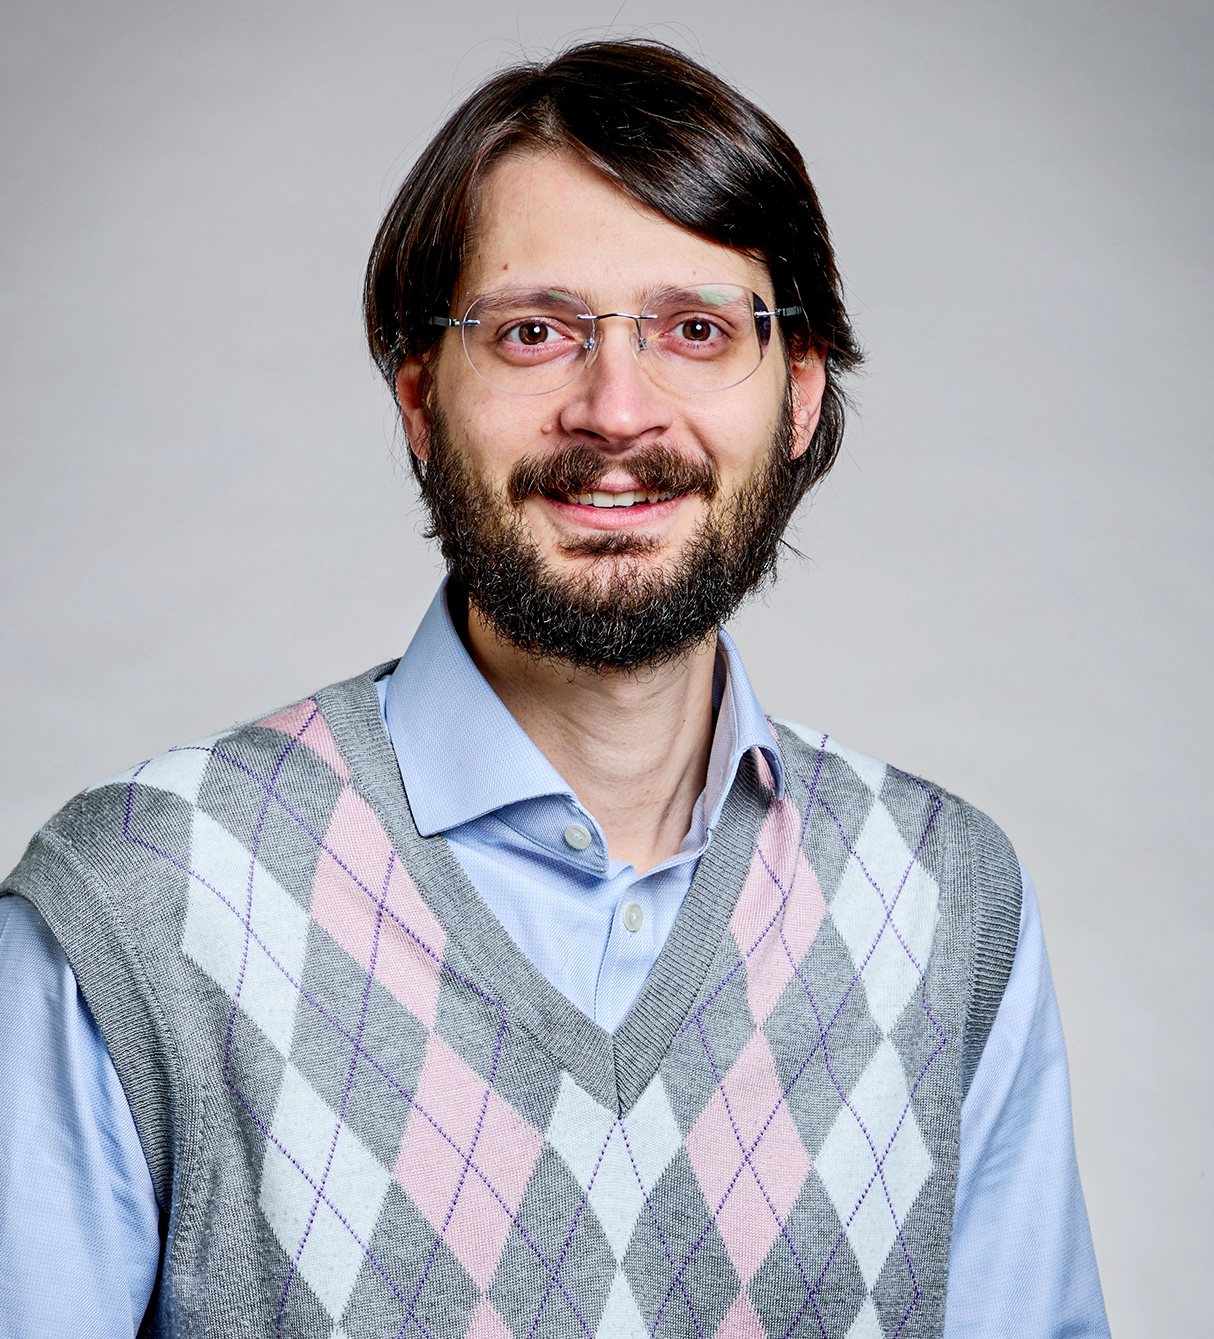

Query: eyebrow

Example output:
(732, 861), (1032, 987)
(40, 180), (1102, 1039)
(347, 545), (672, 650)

(467, 288), (591, 313)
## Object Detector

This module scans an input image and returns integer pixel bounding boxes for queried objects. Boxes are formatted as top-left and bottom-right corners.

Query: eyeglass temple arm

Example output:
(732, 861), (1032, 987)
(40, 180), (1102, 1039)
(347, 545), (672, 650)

(569, 307), (804, 322)
(431, 315), (480, 328)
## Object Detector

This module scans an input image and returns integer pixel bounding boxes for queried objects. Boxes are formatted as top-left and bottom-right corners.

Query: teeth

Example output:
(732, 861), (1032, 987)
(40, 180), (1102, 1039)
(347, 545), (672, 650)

(565, 490), (678, 507)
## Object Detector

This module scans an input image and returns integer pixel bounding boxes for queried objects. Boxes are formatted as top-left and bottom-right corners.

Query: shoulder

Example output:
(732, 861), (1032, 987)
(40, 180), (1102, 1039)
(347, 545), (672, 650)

(770, 716), (1018, 869)
(4, 667), (391, 904)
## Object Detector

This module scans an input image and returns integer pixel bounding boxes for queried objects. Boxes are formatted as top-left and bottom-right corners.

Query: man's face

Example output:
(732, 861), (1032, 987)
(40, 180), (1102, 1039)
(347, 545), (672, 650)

(396, 151), (825, 667)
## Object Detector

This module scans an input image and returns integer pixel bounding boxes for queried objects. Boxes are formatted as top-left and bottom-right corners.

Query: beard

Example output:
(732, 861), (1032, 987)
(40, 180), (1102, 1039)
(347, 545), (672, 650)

(416, 404), (802, 673)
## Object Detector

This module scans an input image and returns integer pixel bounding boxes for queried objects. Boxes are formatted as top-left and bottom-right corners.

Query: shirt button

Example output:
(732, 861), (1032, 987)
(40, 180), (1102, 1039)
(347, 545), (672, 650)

(563, 823), (592, 851)
(623, 903), (644, 933)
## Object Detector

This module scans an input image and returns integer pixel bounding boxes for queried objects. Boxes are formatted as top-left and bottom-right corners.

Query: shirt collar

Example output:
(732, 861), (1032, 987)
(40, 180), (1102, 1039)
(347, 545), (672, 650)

(382, 581), (784, 839)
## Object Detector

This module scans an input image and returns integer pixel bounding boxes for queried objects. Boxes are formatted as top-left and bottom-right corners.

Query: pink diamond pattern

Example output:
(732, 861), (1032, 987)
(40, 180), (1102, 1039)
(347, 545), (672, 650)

(312, 785), (446, 1028)
(730, 793), (827, 1026)
(463, 1298), (514, 1339)
(713, 1292), (767, 1339)
(258, 700), (351, 781)
(686, 1030), (812, 1283)
(395, 1034), (545, 1288)
(122, 694), (947, 1337)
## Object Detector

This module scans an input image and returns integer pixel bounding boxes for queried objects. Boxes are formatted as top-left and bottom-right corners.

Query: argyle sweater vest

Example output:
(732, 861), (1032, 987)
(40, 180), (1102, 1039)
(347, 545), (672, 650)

(3, 666), (1021, 1339)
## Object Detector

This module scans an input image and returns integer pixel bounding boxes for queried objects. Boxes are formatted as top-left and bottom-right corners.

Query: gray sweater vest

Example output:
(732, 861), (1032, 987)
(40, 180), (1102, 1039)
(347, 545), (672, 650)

(2, 667), (1020, 1339)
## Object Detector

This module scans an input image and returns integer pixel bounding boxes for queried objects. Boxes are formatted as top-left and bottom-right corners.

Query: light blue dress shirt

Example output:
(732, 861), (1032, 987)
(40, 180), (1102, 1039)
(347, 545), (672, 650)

(0, 897), (161, 1338)
(379, 586), (785, 1033)
(0, 585), (1108, 1336)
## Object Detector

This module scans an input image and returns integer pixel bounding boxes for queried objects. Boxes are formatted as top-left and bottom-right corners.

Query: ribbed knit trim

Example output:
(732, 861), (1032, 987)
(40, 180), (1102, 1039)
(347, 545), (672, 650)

(3, 830), (183, 1208)
(612, 752), (769, 1112)
(315, 668), (771, 1117)
(959, 802), (1023, 1097)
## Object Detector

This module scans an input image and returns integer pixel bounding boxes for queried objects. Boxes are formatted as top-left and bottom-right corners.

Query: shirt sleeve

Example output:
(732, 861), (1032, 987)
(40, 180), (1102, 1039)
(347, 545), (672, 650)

(0, 895), (161, 1339)
(944, 866), (1110, 1338)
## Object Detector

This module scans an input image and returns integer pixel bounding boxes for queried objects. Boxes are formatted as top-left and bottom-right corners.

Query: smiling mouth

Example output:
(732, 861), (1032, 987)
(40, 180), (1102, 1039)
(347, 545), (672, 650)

(559, 490), (678, 508)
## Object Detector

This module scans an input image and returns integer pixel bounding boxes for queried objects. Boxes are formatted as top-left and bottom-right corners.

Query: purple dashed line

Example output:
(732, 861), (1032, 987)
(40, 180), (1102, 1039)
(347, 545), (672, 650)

(524, 1124), (616, 1339)
(146, 711), (306, 1334)
(122, 723), (598, 1332)
(653, 913), (824, 1324)
(651, 1213), (718, 1335)
(790, 951), (922, 1324)
(226, 707), (310, 1110)
(654, 748), (829, 1333)
(276, 847), (395, 1335)
(695, 1012), (813, 1295)
(132, 734), (456, 996)
(677, 744), (827, 1036)
(618, 1123), (707, 1339)
(393, 1015), (514, 1339)
(815, 796), (926, 974)
(138, 826), (571, 1298)
(199, 839), (591, 1329)
(201, 740), (606, 1322)
(223, 1052), (417, 1326)
(773, 943), (851, 1339)
(787, 759), (944, 1046)
(124, 713), (947, 1332)
(658, 743), (946, 1334)
(772, 761), (945, 1333)
(206, 744), (455, 971)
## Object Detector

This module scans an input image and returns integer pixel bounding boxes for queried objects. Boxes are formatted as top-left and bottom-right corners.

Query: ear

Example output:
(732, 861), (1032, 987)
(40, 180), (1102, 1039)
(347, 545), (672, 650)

(787, 346), (827, 462)
(395, 357), (431, 462)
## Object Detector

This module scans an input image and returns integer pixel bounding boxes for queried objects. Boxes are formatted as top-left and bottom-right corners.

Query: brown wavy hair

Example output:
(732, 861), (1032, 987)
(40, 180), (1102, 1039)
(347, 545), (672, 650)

(365, 40), (862, 497)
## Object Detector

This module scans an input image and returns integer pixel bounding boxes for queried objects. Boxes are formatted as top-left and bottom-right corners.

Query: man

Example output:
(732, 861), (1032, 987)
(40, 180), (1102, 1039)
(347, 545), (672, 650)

(0, 40), (1107, 1339)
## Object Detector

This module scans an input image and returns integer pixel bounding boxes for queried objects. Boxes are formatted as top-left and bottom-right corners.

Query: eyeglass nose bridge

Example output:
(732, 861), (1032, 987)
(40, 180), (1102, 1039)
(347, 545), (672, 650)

(575, 310), (659, 357)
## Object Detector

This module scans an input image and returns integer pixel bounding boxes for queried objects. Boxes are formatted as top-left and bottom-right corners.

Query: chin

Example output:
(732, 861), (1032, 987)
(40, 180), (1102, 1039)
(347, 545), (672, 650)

(544, 544), (666, 588)
(555, 536), (668, 565)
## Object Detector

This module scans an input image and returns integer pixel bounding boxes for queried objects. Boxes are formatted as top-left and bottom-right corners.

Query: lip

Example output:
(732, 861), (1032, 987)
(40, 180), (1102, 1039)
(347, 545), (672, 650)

(535, 493), (691, 531)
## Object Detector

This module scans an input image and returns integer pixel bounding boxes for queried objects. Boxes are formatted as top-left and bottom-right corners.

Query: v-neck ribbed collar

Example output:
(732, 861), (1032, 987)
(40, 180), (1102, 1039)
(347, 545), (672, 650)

(317, 667), (776, 1116)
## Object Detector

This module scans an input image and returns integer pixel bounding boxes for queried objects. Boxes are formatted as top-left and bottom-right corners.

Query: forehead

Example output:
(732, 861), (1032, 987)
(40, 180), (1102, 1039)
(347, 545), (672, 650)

(458, 150), (772, 306)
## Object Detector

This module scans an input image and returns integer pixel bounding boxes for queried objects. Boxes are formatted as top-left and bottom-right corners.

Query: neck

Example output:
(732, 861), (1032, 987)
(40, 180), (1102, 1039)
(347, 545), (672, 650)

(464, 601), (717, 874)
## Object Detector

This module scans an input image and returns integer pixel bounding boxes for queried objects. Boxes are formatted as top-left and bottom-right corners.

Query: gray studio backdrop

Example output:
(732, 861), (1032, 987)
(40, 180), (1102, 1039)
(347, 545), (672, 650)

(2, 1), (1210, 1333)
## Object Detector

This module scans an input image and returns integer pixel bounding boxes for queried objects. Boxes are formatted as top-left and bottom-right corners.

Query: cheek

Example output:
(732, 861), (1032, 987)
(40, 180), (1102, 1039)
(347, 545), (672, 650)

(435, 369), (548, 479)
(703, 393), (785, 487)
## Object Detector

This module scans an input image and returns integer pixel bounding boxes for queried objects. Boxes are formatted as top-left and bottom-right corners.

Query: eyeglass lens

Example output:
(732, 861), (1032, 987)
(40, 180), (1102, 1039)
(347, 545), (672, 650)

(458, 285), (773, 396)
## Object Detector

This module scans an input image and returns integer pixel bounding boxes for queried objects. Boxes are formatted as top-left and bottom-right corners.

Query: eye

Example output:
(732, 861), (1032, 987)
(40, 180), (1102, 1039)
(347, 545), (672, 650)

(680, 318), (716, 342)
(507, 321), (555, 346)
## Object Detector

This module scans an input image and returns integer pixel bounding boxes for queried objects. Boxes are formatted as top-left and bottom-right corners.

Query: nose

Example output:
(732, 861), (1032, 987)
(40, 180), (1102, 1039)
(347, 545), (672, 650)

(557, 317), (673, 449)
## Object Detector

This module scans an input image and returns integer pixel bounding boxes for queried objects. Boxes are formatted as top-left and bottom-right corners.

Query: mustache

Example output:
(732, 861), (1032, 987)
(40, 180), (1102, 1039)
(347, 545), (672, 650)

(507, 442), (719, 505)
